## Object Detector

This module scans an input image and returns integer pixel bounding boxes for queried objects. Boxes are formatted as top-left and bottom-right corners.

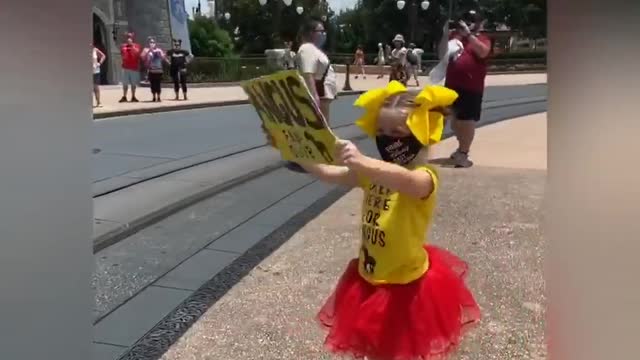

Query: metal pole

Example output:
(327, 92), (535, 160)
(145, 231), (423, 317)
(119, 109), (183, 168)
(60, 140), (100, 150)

(343, 62), (352, 91)
(409, 1), (417, 43)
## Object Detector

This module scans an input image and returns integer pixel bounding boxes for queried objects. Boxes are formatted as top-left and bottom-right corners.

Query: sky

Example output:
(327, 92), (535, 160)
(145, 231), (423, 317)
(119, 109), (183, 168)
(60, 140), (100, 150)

(184, 0), (357, 16)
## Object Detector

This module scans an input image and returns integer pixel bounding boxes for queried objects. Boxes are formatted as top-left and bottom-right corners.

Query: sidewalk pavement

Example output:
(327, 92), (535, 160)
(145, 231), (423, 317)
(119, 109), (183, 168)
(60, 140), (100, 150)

(159, 113), (547, 360)
(93, 73), (547, 118)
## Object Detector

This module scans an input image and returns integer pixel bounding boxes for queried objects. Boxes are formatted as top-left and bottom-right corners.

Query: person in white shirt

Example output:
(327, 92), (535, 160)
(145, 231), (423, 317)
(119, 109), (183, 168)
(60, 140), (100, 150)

(92, 44), (106, 107)
(376, 42), (385, 79)
(389, 34), (408, 83)
(285, 19), (337, 174)
(390, 34), (408, 66)
(407, 43), (424, 86)
(295, 19), (337, 124)
(282, 41), (296, 70)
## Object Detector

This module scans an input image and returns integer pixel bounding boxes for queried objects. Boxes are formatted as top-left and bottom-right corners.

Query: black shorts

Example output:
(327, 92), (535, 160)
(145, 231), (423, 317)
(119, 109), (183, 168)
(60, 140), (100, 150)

(93, 73), (101, 85)
(448, 87), (483, 121)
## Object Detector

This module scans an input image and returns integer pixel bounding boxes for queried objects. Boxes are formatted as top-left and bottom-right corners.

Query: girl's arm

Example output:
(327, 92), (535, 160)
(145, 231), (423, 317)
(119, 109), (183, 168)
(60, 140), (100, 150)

(337, 141), (434, 199)
(351, 156), (433, 198)
(261, 125), (357, 187)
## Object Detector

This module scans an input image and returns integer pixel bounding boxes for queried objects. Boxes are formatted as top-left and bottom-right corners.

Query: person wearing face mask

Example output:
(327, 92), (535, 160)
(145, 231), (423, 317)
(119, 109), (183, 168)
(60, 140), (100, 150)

(166, 38), (193, 100)
(295, 19), (337, 125)
(144, 37), (167, 102)
(119, 33), (142, 103)
(259, 81), (480, 360)
(389, 34), (408, 83)
(444, 9), (493, 168)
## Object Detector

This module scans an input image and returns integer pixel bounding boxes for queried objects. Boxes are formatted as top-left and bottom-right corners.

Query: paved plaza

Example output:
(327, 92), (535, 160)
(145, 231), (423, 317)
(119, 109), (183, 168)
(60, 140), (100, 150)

(155, 113), (547, 360)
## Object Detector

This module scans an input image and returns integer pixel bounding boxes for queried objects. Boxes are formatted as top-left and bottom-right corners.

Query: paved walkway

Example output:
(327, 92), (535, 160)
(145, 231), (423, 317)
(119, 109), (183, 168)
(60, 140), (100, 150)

(159, 113), (547, 359)
(93, 73), (547, 117)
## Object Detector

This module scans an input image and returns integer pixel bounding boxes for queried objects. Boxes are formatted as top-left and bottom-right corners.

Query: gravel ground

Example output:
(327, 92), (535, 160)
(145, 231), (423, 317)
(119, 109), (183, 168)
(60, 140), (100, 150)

(160, 165), (546, 360)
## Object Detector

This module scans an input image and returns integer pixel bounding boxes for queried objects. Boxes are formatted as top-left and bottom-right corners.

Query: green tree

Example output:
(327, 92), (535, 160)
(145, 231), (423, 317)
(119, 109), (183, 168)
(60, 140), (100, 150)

(188, 16), (235, 57)
(227, 0), (336, 54)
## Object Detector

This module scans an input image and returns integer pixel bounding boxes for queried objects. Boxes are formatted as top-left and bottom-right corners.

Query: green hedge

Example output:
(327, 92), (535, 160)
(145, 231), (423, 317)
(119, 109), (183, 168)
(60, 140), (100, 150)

(162, 57), (278, 83)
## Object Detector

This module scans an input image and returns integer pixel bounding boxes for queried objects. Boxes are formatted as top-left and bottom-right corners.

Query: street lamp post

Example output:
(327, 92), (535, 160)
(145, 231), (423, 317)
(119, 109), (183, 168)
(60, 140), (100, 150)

(259, 0), (294, 47)
(397, 0), (430, 43)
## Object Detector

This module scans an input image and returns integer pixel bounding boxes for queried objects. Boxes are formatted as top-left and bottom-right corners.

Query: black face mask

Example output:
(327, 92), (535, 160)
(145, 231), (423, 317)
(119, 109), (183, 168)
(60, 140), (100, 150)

(375, 134), (423, 166)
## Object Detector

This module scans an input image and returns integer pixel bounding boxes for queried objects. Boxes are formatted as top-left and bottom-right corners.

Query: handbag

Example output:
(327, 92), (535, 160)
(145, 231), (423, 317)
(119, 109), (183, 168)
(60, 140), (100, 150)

(314, 63), (330, 98)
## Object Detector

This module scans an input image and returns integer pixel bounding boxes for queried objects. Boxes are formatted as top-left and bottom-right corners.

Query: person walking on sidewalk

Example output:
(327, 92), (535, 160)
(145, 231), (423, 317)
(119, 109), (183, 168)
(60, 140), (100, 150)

(407, 43), (424, 87)
(389, 34), (408, 83)
(445, 9), (492, 168)
(295, 19), (337, 125)
(287, 19), (337, 174)
(353, 45), (366, 79)
(260, 82), (480, 360)
(282, 41), (296, 70)
(166, 38), (192, 101)
(119, 32), (142, 103)
(376, 42), (386, 79)
(144, 37), (167, 102)
(92, 44), (106, 107)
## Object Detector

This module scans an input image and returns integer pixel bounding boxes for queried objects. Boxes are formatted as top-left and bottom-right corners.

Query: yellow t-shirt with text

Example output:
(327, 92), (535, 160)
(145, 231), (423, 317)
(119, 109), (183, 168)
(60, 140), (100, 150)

(357, 164), (438, 285)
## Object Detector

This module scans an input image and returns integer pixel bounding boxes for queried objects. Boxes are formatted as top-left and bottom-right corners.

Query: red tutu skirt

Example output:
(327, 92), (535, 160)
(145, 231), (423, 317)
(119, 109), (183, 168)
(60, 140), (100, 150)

(317, 245), (481, 360)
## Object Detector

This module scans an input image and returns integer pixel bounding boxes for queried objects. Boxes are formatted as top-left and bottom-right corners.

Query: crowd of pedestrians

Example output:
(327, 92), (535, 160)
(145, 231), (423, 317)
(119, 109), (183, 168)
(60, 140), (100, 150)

(91, 32), (193, 107)
(345, 9), (492, 168)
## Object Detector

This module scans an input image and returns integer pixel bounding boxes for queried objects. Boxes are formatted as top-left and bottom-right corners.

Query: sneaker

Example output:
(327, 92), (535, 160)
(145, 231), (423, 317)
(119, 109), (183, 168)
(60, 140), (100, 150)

(450, 150), (473, 168)
(131, 97), (139, 103)
(118, 96), (127, 103)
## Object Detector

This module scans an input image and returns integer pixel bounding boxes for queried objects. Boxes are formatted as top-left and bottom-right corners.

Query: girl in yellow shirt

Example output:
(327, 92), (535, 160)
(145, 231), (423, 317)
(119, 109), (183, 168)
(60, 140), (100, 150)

(263, 81), (480, 359)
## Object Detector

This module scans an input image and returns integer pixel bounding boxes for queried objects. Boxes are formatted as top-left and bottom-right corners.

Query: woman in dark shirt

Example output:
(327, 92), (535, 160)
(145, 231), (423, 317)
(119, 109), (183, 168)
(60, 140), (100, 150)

(166, 39), (193, 100)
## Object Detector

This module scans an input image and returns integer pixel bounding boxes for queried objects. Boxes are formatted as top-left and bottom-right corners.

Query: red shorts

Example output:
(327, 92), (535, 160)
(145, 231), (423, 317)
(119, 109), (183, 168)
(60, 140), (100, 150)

(317, 245), (481, 360)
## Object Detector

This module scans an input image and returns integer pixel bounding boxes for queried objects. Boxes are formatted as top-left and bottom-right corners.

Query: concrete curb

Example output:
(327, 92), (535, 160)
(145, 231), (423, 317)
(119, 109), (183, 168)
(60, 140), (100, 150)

(93, 90), (366, 119)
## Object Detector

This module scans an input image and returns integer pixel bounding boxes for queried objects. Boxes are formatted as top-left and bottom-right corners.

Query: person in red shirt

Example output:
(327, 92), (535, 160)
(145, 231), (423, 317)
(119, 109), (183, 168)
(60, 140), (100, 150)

(444, 10), (492, 167)
(119, 32), (142, 103)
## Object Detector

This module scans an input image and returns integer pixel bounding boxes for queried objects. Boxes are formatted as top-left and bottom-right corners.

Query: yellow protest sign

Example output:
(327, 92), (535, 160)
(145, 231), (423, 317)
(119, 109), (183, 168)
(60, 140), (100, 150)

(241, 70), (337, 165)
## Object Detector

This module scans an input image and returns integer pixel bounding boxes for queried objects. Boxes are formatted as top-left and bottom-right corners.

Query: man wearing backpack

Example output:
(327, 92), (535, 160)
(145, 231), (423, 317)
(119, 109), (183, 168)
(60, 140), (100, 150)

(407, 43), (423, 87)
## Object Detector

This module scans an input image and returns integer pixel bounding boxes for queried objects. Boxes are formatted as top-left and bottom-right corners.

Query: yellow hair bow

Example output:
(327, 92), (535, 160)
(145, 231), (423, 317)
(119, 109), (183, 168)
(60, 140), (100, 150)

(354, 81), (459, 145)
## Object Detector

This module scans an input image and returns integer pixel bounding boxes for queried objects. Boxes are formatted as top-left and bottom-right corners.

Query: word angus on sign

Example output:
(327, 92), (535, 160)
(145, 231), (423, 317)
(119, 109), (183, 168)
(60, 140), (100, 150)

(242, 70), (337, 164)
